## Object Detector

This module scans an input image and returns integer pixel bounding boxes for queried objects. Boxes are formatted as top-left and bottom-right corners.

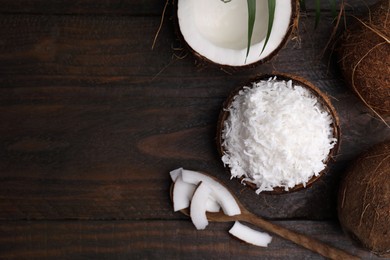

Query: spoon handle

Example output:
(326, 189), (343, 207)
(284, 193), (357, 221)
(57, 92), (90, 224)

(243, 213), (359, 260)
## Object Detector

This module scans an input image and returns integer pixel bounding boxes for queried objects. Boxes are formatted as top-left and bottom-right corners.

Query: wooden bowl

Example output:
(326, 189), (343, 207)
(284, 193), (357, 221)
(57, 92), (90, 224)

(216, 73), (341, 194)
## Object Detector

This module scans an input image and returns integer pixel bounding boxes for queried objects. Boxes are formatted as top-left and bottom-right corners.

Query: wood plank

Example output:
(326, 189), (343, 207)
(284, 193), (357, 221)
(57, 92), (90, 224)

(0, 14), (388, 221)
(0, 0), (166, 15)
(0, 0), (380, 15)
(0, 220), (382, 259)
(301, 0), (380, 12)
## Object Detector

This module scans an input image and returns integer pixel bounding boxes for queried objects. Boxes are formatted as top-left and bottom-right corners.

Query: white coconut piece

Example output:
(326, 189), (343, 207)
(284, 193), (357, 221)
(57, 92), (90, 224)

(206, 199), (221, 213)
(229, 221), (272, 247)
(181, 169), (241, 216)
(173, 176), (221, 212)
(172, 175), (196, 212)
(170, 168), (222, 213)
(190, 182), (212, 230)
(177, 0), (294, 66)
(169, 167), (183, 182)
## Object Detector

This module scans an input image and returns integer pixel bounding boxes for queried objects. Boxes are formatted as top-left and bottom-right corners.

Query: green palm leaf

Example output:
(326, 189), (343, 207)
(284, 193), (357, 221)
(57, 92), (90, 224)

(261, 0), (276, 55)
(246, 0), (275, 61)
(315, 0), (337, 29)
(315, 0), (321, 28)
(329, 0), (336, 19)
(246, 0), (256, 60)
(221, 0), (276, 62)
(300, 0), (306, 10)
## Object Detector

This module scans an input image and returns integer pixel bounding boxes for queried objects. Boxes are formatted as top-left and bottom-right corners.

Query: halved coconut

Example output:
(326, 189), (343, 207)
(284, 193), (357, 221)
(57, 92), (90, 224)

(177, 0), (298, 67)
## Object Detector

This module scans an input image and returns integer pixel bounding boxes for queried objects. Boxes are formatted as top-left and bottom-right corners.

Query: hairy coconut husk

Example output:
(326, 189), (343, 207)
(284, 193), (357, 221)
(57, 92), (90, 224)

(338, 0), (390, 118)
(216, 73), (340, 194)
(338, 141), (390, 257)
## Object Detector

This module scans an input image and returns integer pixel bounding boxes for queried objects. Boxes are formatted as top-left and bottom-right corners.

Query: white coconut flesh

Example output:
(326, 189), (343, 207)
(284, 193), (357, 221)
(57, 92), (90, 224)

(181, 169), (241, 216)
(172, 175), (196, 212)
(206, 199), (221, 213)
(190, 182), (213, 230)
(229, 221), (272, 247)
(177, 0), (293, 66)
(170, 168), (273, 246)
(171, 168), (221, 212)
(169, 167), (182, 182)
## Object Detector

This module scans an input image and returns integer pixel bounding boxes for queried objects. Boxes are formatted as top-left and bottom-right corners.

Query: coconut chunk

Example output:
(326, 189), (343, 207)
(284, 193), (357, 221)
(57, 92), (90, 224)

(169, 167), (183, 182)
(190, 182), (212, 230)
(171, 168), (222, 213)
(206, 199), (221, 213)
(229, 221), (272, 247)
(181, 169), (241, 216)
(172, 175), (196, 212)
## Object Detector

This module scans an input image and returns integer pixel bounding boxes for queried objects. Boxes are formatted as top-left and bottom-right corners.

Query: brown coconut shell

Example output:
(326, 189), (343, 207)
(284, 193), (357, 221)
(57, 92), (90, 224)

(174, 0), (300, 69)
(216, 73), (341, 194)
(338, 141), (390, 257)
(338, 0), (390, 117)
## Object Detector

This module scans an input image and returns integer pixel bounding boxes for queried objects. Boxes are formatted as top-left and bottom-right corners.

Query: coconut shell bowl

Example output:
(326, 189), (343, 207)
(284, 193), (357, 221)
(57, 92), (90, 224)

(216, 73), (341, 194)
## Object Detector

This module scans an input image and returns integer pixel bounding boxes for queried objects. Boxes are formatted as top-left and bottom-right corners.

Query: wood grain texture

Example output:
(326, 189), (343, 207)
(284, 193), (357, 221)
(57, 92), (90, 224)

(0, 11), (389, 221)
(0, 0), (380, 15)
(0, 220), (382, 259)
(0, 0), (389, 258)
(0, 0), (166, 15)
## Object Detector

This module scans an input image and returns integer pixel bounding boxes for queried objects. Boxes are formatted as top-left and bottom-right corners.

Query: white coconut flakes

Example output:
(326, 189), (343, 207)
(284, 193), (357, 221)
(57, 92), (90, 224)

(221, 78), (337, 193)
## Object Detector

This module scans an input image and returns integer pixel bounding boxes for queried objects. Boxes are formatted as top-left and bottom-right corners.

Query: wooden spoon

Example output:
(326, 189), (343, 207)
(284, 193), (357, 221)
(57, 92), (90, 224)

(170, 181), (359, 260)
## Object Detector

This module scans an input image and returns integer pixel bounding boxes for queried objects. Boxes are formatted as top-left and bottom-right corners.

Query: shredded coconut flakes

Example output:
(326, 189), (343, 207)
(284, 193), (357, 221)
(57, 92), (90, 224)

(221, 77), (337, 193)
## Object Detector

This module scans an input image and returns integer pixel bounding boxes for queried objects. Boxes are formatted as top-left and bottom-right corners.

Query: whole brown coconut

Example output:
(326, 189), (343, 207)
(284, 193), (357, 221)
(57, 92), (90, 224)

(338, 0), (390, 117)
(338, 141), (390, 257)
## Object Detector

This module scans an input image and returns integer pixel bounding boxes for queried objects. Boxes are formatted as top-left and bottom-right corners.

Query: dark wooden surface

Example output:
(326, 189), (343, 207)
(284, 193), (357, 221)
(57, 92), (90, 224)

(0, 0), (389, 259)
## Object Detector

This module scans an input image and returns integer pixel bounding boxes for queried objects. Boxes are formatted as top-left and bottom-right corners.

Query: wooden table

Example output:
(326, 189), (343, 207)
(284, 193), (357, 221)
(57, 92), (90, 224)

(0, 0), (389, 259)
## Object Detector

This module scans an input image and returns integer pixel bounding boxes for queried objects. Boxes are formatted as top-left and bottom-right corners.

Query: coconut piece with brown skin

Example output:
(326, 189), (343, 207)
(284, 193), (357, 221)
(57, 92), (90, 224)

(338, 141), (390, 257)
(338, 0), (390, 117)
